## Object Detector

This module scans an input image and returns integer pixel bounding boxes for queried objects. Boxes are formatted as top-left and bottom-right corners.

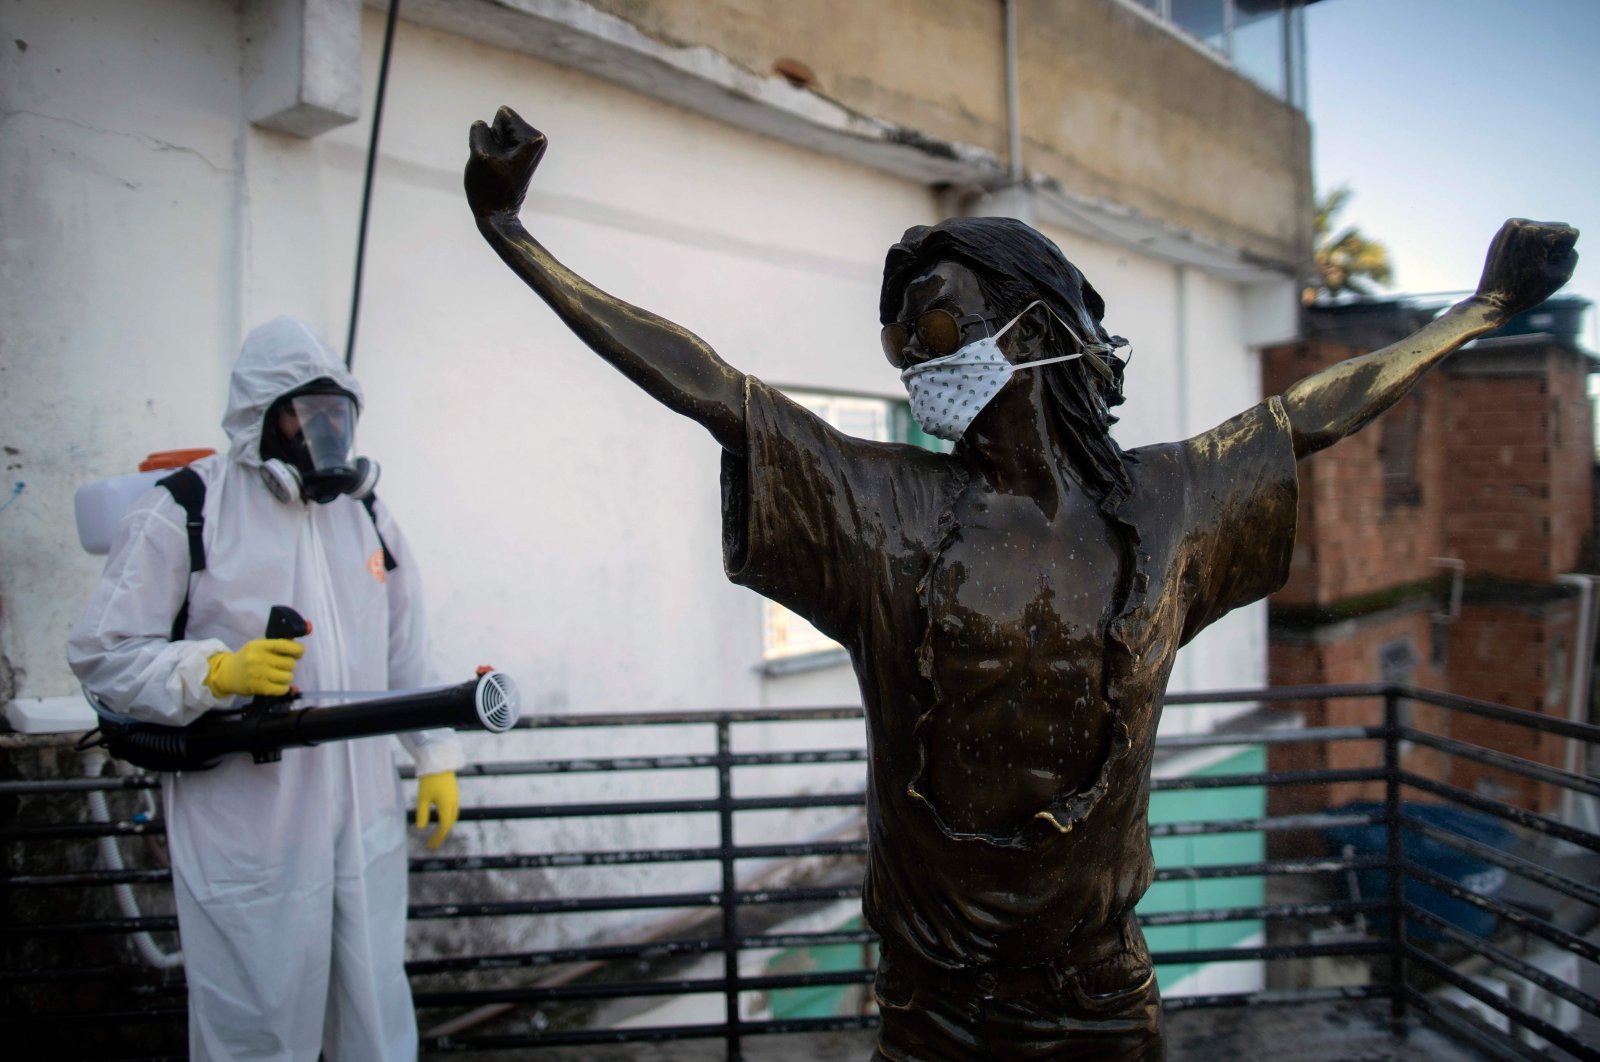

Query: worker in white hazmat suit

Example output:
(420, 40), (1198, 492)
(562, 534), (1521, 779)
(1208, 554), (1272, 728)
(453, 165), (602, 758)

(68, 316), (465, 1060)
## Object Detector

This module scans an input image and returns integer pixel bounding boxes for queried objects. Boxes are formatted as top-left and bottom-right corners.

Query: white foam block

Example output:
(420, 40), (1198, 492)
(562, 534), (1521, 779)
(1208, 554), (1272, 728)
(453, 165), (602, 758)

(5, 696), (97, 734)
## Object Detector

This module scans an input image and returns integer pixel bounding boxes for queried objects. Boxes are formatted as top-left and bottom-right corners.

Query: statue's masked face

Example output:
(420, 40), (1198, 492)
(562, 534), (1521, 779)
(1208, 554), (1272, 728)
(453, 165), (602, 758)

(882, 262), (1102, 442)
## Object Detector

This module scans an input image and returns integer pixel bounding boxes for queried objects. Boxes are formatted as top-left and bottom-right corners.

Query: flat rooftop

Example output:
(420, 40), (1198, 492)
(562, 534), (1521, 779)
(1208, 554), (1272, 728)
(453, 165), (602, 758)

(467, 999), (1488, 1061)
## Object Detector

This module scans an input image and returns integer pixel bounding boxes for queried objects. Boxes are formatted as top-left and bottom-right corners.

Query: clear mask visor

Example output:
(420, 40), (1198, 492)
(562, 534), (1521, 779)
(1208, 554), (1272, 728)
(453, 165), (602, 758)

(284, 393), (358, 474)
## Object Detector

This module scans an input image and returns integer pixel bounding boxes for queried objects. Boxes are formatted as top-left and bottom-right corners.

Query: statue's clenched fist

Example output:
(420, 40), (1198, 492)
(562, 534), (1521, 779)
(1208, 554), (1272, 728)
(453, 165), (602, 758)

(1475, 218), (1579, 321)
(465, 106), (548, 221)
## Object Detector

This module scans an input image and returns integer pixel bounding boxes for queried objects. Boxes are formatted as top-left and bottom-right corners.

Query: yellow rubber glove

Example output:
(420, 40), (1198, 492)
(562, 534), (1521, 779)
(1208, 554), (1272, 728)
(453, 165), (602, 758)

(415, 771), (459, 849)
(203, 638), (305, 697)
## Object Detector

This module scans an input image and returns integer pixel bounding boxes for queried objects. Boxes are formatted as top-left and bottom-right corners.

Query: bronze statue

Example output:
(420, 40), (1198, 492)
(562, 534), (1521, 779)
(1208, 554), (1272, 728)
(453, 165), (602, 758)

(464, 106), (1577, 1060)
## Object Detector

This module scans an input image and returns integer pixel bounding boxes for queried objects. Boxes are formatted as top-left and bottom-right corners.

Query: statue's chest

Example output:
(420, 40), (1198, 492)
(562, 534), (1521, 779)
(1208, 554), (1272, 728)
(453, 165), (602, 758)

(927, 489), (1120, 659)
(915, 488), (1125, 834)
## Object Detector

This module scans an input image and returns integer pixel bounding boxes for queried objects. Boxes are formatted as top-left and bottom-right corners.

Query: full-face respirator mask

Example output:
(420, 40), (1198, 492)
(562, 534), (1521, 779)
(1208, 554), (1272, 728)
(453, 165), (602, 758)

(259, 381), (380, 504)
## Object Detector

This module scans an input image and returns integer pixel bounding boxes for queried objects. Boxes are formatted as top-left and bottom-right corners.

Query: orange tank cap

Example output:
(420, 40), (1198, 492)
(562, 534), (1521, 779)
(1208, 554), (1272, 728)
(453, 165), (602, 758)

(139, 448), (218, 472)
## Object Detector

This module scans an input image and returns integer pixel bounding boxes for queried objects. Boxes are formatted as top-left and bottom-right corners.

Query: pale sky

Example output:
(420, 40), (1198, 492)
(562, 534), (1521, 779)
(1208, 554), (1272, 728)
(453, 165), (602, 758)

(1306, 0), (1599, 346)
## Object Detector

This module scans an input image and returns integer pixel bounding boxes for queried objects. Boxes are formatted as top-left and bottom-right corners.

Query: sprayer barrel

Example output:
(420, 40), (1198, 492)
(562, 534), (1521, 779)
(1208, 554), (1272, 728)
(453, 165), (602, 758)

(279, 679), (486, 744)
(183, 671), (520, 763)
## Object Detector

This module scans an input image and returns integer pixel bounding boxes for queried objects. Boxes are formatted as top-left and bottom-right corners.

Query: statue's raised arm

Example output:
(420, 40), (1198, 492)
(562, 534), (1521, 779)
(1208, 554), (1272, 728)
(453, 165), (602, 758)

(1283, 218), (1578, 458)
(466, 107), (747, 452)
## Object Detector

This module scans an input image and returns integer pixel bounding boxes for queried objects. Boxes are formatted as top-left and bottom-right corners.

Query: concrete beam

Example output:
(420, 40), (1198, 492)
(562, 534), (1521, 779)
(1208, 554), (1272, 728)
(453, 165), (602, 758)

(385, 0), (1003, 185)
(245, 0), (363, 138)
(383, 0), (1296, 282)
(1034, 177), (1294, 286)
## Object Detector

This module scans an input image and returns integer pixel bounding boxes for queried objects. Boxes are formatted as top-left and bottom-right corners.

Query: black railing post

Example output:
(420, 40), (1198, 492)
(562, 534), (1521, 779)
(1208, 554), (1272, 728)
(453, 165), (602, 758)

(716, 717), (742, 1060)
(1383, 686), (1408, 1038)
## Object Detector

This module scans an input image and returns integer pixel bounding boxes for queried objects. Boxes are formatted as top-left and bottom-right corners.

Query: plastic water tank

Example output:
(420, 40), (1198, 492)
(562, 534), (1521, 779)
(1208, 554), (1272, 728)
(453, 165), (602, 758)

(73, 449), (215, 554)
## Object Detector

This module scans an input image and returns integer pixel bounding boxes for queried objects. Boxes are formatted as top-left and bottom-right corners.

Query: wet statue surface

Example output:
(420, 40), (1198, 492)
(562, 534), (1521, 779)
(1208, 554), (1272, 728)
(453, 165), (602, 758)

(464, 107), (1578, 1060)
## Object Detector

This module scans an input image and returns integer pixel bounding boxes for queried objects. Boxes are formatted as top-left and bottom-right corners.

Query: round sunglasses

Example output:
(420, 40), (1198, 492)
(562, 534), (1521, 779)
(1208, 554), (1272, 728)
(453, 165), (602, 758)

(880, 309), (999, 369)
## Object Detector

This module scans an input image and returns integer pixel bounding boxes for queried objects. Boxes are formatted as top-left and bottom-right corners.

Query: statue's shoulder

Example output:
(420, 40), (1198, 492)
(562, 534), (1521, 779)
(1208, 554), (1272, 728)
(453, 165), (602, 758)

(1151, 398), (1293, 469)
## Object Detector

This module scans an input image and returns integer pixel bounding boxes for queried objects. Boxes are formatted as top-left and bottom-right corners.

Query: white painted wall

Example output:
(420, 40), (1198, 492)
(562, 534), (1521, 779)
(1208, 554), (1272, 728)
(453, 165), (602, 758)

(2, 1), (1290, 722)
(336, 14), (938, 718)
(1, 1), (1299, 965)
(1, 0), (246, 705)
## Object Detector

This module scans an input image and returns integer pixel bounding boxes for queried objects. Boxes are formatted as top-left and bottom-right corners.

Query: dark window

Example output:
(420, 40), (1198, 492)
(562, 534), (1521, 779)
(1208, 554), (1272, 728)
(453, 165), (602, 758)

(1378, 392), (1422, 507)
(1379, 638), (1419, 685)
(1380, 637), (1420, 736)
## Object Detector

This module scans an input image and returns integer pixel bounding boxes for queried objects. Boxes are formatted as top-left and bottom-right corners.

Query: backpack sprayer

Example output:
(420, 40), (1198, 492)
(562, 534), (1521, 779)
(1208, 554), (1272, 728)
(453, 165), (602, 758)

(76, 452), (520, 772)
(82, 605), (520, 772)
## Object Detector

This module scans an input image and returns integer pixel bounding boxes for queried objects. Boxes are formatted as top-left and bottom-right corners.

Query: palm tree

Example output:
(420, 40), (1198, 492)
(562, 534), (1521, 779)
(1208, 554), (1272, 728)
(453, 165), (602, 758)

(1306, 186), (1394, 303)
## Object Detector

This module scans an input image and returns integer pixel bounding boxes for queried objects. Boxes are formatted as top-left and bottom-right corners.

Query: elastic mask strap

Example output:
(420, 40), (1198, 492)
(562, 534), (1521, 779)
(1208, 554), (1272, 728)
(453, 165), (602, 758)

(1004, 300), (1118, 382)
(1010, 350), (1085, 371)
(1015, 346), (1116, 385)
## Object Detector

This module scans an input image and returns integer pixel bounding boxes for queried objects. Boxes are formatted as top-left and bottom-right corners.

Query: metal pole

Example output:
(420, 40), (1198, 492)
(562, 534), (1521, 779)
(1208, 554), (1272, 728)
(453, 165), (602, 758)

(717, 718), (742, 1060)
(1280, 0), (1292, 104)
(1002, 0), (1022, 183)
(1557, 573), (1599, 835)
(345, 0), (402, 368)
(1383, 687), (1408, 1038)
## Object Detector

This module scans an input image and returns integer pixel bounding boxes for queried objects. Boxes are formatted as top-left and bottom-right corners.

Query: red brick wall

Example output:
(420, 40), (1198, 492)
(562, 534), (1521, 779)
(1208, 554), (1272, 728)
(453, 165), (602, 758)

(1443, 600), (1578, 812)
(1550, 357), (1596, 572)
(1302, 386), (1445, 601)
(1444, 374), (1557, 580)
(1263, 339), (1450, 606)
(1263, 339), (1594, 599)
(1264, 333), (1595, 825)
(1269, 607), (1448, 813)
(1441, 356), (1595, 581)
(1270, 598), (1583, 818)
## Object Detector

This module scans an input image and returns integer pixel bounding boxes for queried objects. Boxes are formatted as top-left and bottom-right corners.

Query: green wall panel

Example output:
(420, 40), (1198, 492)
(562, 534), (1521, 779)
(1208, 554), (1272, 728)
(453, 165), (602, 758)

(1140, 746), (1266, 989)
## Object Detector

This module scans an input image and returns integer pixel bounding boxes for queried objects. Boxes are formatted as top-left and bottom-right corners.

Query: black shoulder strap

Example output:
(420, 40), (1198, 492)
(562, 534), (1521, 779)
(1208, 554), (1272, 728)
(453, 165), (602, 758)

(153, 473), (396, 643)
(157, 467), (206, 642)
(361, 494), (398, 572)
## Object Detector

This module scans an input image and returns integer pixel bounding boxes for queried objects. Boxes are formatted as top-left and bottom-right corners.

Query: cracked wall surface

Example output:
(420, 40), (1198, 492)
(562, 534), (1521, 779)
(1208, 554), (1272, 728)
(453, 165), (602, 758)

(1, 0), (248, 711)
(3, 0), (1291, 979)
(1, 0), (1302, 710)
(571, 0), (1313, 269)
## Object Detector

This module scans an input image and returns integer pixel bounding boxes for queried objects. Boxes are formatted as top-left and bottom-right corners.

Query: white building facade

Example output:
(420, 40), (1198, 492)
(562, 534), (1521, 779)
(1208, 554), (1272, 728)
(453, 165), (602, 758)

(1, 0), (1317, 1015)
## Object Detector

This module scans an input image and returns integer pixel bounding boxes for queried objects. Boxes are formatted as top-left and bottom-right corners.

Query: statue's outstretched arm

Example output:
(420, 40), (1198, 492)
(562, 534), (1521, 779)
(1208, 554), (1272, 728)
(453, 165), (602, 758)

(466, 107), (747, 453)
(1282, 218), (1577, 458)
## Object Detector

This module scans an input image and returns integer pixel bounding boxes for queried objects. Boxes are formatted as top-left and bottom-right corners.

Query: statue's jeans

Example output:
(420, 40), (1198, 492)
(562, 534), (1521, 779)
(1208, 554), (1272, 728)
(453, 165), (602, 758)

(870, 927), (1164, 1061)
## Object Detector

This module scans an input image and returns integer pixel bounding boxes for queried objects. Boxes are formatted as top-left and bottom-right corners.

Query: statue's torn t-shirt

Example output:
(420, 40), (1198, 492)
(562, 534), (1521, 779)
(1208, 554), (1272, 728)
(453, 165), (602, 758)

(721, 376), (1298, 970)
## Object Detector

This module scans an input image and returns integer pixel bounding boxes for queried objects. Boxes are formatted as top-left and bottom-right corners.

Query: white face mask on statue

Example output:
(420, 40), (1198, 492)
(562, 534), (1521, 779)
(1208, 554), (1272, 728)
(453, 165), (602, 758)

(899, 299), (1095, 442)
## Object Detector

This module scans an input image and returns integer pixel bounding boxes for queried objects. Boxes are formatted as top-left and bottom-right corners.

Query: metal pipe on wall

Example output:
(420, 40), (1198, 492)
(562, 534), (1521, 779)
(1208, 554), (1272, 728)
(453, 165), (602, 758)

(1003, 0), (1022, 183)
(346, 0), (403, 369)
(1557, 573), (1600, 834)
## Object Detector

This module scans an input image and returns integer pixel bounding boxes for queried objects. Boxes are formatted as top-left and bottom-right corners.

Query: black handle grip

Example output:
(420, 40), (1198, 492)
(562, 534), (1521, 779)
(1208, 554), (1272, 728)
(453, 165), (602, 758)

(265, 605), (310, 640)
(248, 606), (310, 761)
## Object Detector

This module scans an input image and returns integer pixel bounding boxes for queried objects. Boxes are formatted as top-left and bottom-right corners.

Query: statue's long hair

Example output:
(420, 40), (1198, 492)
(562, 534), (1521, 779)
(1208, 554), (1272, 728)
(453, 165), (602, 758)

(880, 218), (1147, 711)
(879, 216), (1134, 509)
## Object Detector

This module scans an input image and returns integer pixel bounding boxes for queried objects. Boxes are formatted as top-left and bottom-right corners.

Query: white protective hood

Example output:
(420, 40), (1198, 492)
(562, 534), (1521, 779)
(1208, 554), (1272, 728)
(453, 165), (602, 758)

(223, 316), (364, 469)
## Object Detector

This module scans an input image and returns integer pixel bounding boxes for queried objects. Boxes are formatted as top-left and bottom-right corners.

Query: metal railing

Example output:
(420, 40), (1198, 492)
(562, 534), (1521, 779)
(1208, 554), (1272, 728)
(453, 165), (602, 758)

(2, 684), (1598, 1060)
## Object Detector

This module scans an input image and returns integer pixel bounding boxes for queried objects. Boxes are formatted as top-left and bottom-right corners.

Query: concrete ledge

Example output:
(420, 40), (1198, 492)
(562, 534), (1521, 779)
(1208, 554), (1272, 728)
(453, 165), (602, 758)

(390, 0), (1002, 185)
(382, 0), (1295, 282)
(245, 0), (363, 137)
(758, 647), (851, 677)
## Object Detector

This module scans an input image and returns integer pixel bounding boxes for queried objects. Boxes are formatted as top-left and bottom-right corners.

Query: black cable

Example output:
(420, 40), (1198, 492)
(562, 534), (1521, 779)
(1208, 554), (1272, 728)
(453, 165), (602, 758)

(345, 0), (402, 369)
